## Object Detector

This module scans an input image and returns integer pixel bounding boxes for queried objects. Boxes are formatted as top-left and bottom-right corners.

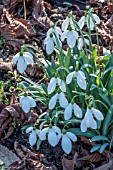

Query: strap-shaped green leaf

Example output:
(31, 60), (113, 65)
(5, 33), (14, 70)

(90, 135), (110, 143)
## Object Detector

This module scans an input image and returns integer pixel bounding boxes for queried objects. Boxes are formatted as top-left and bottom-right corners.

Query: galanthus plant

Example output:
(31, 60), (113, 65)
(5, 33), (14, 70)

(12, 8), (113, 154)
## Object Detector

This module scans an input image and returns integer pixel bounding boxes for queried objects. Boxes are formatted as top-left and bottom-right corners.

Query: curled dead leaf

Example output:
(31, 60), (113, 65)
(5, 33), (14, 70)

(32, 0), (53, 30)
(62, 154), (74, 170)
(0, 103), (38, 140)
(7, 141), (57, 170)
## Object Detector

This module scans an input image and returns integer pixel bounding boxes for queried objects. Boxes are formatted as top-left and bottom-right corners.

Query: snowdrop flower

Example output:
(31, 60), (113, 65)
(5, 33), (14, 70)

(26, 127), (40, 146)
(20, 95), (36, 113)
(78, 13), (100, 30)
(64, 102), (82, 120)
(80, 108), (104, 132)
(44, 26), (62, 54)
(12, 52), (34, 74)
(49, 92), (68, 110)
(48, 77), (66, 94)
(39, 125), (61, 147)
(61, 28), (78, 48)
(78, 38), (89, 50)
(66, 70), (87, 90)
(62, 11), (74, 31)
(58, 130), (77, 154)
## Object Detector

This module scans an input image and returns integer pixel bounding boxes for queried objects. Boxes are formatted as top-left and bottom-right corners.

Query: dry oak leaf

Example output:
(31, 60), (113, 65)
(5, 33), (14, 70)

(0, 103), (38, 140)
(0, 9), (35, 48)
(8, 141), (57, 170)
(32, 0), (53, 30)
(4, 9), (36, 38)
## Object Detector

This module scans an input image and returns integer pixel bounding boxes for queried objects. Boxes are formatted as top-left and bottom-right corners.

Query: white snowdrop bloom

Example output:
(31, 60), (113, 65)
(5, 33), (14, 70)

(12, 52), (34, 74)
(48, 77), (66, 94)
(64, 102), (82, 120)
(80, 108), (104, 132)
(78, 38), (89, 50)
(49, 92), (68, 110)
(61, 29), (78, 48)
(58, 130), (77, 154)
(44, 26), (62, 55)
(77, 16), (87, 30)
(62, 11), (74, 31)
(20, 96), (36, 113)
(26, 127), (40, 146)
(78, 13), (100, 30)
(39, 125), (61, 147)
(66, 70), (87, 90)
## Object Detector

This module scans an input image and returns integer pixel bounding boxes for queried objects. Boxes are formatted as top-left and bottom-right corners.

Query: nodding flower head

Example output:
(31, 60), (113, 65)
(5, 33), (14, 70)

(12, 52), (34, 74)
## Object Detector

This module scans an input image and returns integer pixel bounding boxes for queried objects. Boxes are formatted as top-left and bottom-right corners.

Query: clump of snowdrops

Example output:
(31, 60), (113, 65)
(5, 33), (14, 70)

(12, 8), (113, 154)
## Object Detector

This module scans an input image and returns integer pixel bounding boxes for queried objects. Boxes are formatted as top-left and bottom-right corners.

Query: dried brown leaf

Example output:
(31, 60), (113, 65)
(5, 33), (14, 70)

(8, 141), (57, 170)
(0, 103), (38, 140)
(62, 154), (74, 170)
(0, 9), (36, 49)
(32, 0), (53, 30)
(77, 152), (103, 163)
(0, 143), (20, 166)
(94, 159), (113, 170)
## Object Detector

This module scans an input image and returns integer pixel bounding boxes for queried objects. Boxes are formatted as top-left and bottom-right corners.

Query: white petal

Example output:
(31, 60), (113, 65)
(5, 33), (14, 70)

(27, 96), (36, 107)
(12, 52), (20, 63)
(59, 93), (68, 108)
(44, 37), (50, 45)
(24, 55), (34, 64)
(91, 119), (97, 129)
(91, 108), (104, 121)
(24, 52), (33, 58)
(64, 103), (72, 120)
(80, 119), (88, 132)
(49, 93), (58, 109)
(84, 38), (89, 45)
(77, 16), (86, 29)
(66, 72), (75, 84)
(56, 27), (62, 35)
(77, 71), (87, 90)
(69, 17), (74, 29)
(85, 109), (97, 130)
(46, 38), (54, 55)
(61, 31), (68, 41)
(48, 129), (58, 146)
(17, 57), (27, 74)
(67, 31), (76, 48)
(20, 96), (24, 103)
(88, 17), (94, 30)
(85, 109), (93, 127)
(62, 135), (72, 154)
(26, 127), (33, 133)
(48, 77), (57, 94)
(78, 38), (83, 50)
(92, 14), (100, 24)
(39, 127), (49, 140)
(66, 132), (77, 142)
(56, 77), (61, 85)
(52, 126), (61, 134)
(29, 130), (37, 146)
(60, 81), (66, 92)
(36, 129), (40, 135)
(62, 17), (69, 31)
(21, 97), (30, 113)
(73, 103), (82, 118)
(47, 28), (53, 37)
